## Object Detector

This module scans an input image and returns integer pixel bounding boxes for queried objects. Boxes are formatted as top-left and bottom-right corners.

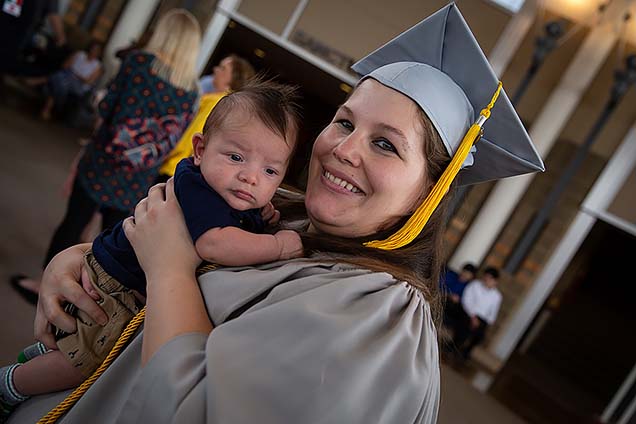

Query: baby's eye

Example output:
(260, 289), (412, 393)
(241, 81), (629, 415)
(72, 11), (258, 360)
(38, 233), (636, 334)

(265, 168), (278, 176)
(229, 153), (243, 162)
(373, 138), (397, 154)
(336, 119), (353, 131)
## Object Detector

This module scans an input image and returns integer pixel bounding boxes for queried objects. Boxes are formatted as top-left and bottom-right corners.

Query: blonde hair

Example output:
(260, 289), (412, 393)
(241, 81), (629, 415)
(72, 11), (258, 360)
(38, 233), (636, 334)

(145, 9), (201, 91)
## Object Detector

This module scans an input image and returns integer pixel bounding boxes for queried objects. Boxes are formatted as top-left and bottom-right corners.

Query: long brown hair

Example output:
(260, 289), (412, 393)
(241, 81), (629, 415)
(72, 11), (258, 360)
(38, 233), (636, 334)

(276, 107), (453, 326)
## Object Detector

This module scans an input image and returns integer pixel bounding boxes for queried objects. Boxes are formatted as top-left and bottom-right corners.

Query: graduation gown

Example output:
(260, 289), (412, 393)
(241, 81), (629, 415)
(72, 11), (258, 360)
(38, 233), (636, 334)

(10, 259), (440, 423)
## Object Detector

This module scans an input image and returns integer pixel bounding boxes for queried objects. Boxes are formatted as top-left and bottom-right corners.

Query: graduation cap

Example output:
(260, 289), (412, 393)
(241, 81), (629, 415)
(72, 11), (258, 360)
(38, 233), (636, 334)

(352, 3), (545, 250)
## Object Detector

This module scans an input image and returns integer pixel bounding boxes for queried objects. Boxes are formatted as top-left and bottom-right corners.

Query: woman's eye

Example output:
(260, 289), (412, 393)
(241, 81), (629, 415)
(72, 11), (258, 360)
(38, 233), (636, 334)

(229, 153), (243, 162)
(336, 119), (354, 131)
(265, 168), (278, 176)
(373, 139), (398, 154)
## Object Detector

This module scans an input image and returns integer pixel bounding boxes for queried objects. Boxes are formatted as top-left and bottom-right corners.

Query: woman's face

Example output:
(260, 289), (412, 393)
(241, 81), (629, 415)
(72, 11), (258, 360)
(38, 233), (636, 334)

(213, 57), (234, 91)
(305, 79), (430, 238)
(88, 44), (102, 59)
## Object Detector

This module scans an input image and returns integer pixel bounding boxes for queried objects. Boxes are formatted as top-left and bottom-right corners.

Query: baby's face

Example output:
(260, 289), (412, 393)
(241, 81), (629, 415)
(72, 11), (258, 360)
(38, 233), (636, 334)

(193, 112), (293, 211)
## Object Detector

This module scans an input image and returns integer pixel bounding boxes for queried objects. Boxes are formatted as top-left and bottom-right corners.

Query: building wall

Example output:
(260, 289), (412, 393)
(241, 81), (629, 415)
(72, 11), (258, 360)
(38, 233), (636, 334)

(238, 0), (510, 61)
(501, 12), (590, 126)
(444, 182), (496, 259)
(608, 168), (636, 224)
(238, 0), (299, 35)
(483, 141), (607, 340)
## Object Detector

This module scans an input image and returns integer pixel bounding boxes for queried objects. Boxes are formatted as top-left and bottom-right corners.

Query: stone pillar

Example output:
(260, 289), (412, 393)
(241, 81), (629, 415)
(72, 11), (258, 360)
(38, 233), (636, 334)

(488, 0), (537, 77)
(449, 15), (620, 271)
(102, 0), (161, 83)
(470, 122), (636, 392)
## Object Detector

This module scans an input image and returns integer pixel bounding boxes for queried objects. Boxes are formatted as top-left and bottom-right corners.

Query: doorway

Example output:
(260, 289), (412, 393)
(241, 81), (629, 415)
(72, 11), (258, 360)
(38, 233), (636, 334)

(491, 220), (636, 423)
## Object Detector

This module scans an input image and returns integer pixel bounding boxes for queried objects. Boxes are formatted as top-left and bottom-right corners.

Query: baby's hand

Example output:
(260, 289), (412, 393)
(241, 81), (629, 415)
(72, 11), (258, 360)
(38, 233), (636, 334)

(261, 202), (281, 226)
(274, 230), (303, 260)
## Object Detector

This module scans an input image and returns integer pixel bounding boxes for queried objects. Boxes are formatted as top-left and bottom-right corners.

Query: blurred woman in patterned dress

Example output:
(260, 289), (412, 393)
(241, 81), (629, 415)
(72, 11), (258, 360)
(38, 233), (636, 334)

(11, 9), (201, 300)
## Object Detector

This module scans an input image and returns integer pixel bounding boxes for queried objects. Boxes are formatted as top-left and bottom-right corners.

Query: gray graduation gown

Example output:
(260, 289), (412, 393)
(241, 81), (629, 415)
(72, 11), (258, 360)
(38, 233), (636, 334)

(10, 260), (440, 423)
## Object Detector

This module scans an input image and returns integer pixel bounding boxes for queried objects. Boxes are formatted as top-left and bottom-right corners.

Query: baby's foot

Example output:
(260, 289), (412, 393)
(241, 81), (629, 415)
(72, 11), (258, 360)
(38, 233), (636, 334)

(0, 399), (16, 423)
(0, 365), (29, 421)
(17, 342), (49, 364)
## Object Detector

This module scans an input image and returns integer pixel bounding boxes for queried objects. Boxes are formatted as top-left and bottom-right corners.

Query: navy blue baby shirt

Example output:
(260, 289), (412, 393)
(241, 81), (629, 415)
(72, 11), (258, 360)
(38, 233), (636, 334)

(92, 158), (265, 294)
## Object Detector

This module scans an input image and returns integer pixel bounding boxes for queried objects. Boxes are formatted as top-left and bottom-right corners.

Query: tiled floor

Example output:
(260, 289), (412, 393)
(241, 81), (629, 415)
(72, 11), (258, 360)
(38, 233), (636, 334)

(0, 93), (525, 423)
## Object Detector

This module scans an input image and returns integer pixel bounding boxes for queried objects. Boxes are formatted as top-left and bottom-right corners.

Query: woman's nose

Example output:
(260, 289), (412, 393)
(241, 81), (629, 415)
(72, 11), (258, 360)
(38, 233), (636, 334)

(333, 134), (362, 167)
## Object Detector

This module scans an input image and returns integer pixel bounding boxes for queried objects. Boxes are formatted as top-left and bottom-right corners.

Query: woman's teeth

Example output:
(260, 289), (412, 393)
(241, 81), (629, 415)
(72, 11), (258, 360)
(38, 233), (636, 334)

(324, 171), (361, 193)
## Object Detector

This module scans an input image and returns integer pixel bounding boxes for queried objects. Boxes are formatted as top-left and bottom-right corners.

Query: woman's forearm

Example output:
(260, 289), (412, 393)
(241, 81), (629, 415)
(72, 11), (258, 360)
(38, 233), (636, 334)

(196, 227), (281, 265)
(141, 272), (213, 366)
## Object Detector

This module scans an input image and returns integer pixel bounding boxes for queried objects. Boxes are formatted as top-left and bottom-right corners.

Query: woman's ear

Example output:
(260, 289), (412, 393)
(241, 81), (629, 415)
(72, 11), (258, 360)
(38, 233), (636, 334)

(192, 132), (205, 166)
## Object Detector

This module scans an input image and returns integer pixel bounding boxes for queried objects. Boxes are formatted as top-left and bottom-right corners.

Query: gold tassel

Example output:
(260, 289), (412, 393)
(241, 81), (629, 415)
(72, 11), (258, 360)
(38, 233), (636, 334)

(364, 82), (503, 250)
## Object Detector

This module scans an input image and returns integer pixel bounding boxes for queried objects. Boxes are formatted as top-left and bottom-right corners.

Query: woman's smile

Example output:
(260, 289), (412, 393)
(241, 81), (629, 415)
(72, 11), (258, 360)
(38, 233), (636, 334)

(304, 79), (429, 238)
(321, 168), (363, 194)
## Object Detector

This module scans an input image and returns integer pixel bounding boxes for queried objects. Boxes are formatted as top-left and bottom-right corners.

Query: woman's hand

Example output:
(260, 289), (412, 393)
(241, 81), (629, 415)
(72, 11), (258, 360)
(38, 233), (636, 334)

(124, 179), (212, 365)
(123, 179), (200, 283)
(35, 244), (107, 349)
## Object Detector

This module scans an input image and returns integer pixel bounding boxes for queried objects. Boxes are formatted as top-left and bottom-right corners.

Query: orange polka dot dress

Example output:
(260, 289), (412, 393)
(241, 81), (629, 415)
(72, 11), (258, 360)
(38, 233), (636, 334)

(78, 51), (197, 212)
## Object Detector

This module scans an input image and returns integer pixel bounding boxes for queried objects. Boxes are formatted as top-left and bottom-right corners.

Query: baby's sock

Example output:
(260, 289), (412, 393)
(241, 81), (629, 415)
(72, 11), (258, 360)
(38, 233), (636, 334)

(17, 342), (49, 364)
(0, 364), (29, 419)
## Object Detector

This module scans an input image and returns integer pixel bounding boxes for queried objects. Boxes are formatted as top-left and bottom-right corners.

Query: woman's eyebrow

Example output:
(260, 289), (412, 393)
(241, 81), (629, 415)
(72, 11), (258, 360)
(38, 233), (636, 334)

(339, 104), (407, 141)
(377, 123), (407, 141)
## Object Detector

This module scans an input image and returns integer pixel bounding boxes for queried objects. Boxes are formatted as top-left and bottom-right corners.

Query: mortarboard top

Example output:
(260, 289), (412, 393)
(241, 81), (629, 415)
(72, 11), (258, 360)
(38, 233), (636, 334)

(351, 2), (544, 186)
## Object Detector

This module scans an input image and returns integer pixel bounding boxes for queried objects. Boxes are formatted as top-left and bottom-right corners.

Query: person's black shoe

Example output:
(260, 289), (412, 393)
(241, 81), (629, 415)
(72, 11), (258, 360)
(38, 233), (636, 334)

(9, 274), (39, 305)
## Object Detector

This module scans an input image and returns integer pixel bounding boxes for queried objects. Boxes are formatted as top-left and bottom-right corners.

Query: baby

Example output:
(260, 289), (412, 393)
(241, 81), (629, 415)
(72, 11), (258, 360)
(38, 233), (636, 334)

(0, 80), (304, 415)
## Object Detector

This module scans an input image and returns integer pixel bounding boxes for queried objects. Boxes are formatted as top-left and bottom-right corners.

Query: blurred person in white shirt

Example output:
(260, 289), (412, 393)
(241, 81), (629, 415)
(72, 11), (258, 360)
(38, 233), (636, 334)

(452, 267), (502, 360)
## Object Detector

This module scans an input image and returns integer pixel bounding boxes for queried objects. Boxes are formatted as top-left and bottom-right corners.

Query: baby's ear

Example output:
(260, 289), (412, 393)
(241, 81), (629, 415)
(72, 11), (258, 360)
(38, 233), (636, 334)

(192, 132), (205, 166)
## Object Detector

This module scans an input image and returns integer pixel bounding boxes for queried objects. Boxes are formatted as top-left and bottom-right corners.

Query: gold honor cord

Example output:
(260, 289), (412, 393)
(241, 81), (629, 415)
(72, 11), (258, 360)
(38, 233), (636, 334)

(37, 307), (147, 424)
(364, 82), (503, 250)
(39, 264), (218, 423)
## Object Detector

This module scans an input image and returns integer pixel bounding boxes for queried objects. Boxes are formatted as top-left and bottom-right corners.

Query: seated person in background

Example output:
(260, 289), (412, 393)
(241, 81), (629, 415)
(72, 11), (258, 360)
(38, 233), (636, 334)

(28, 41), (103, 120)
(442, 262), (477, 328)
(157, 54), (255, 182)
(0, 0), (66, 76)
(451, 266), (502, 360)
(0, 81), (303, 416)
